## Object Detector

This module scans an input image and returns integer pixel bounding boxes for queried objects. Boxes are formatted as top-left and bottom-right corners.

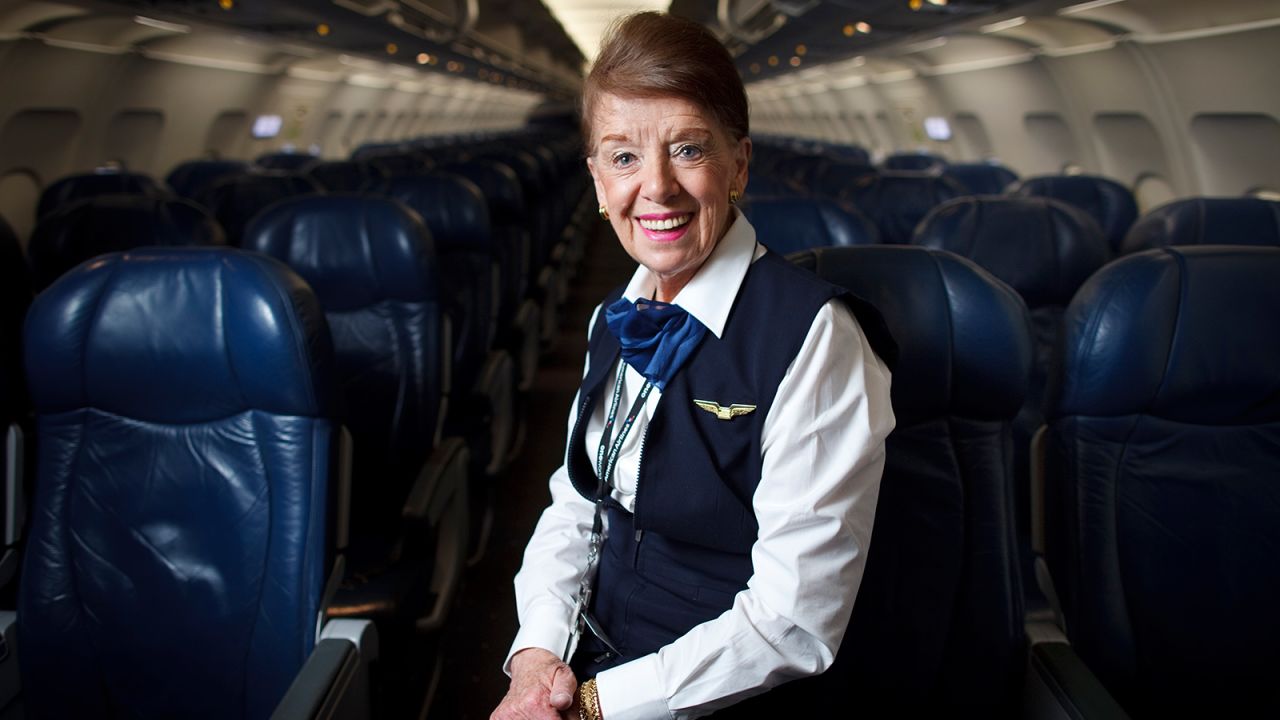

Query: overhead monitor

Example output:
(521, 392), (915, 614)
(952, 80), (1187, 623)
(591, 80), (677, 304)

(924, 116), (952, 141)
(251, 114), (283, 139)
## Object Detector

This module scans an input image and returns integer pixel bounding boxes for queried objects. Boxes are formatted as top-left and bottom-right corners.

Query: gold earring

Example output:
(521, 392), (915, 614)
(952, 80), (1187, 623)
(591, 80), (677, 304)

(729, 190), (740, 205)
(598, 204), (609, 220)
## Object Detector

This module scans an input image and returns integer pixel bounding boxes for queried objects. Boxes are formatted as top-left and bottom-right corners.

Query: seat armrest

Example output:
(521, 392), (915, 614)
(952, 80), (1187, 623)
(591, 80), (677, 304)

(402, 438), (470, 633)
(1024, 642), (1131, 720)
(403, 437), (469, 524)
(272, 619), (378, 720)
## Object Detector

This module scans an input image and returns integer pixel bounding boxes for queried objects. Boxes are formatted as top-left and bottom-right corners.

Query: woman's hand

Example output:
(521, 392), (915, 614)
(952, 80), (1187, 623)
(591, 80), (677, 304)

(491, 647), (579, 720)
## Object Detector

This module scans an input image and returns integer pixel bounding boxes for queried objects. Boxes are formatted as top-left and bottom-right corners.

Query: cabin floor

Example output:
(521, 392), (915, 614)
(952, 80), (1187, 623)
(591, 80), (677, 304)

(431, 218), (634, 720)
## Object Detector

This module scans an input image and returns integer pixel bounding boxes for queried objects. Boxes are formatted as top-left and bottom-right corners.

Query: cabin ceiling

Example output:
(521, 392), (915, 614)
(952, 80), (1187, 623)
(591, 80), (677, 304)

(13, 0), (1280, 98)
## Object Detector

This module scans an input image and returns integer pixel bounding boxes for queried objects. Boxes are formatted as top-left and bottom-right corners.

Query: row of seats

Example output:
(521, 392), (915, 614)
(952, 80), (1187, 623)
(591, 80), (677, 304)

(784, 242), (1280, 717)
(0, 126), (596, 718)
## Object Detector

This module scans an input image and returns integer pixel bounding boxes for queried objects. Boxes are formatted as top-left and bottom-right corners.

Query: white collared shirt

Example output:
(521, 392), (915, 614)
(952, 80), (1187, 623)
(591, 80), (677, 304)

(507, 215), (895, 719)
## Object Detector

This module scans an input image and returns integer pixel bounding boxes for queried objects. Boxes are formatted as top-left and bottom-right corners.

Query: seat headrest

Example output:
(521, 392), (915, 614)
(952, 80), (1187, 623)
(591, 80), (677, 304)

(305, 160), (384, 193)
(1049, 245), (1280, 424)
(740, 196), (879, 253)
(814, 161), (879, 199)
(914, 196), (1110, 308)
(197, 172), (321, 244)
(843, 172), (968, 245)
(743, 174), (802, 199)
(244, 194), (438, 311)
(882, 152), (948, 172)
(165, 160), (248, 199)
(380, 172), (492, 252)
(25, 247), (334, 423)
(29, 194), (225, 290)
(791, 245), (1032, 422)
(1122, 197), (1280, 254)
(1010, 174), (1137, 254)
(944, 163), (1019, 195)
(38, 171), (159, 219)
(254, 152), (318, 172)
(444, 160), (526, 224)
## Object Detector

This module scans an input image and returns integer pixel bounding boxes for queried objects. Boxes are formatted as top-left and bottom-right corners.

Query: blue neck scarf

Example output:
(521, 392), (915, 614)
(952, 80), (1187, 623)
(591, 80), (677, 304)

(604, 296), (708, 390)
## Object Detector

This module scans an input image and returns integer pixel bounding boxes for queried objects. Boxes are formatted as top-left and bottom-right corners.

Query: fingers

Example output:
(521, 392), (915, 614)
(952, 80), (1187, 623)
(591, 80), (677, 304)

(548, 663), (579, 710)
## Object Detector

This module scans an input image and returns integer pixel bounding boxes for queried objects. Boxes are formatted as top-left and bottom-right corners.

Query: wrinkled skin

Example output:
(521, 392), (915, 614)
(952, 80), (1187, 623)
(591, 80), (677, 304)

(490, 648), (580, 720)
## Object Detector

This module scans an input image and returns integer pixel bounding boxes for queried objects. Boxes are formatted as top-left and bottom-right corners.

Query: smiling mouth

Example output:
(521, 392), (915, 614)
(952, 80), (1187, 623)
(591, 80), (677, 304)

(637, 214), (693, 231)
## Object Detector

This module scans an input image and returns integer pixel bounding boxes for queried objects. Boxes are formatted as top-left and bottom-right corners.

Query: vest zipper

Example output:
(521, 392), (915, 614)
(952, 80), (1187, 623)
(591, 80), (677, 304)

(567, 392), (592, 494)
(634, 423), (650, 549)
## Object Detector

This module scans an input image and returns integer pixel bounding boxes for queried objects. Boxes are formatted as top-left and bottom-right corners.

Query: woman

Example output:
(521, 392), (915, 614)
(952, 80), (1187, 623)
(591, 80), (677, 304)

(493, 12), (895, 720)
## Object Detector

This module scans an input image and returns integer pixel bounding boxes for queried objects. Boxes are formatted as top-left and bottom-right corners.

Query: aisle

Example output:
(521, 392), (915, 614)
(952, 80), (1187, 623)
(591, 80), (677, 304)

(431, 218), (636, 719)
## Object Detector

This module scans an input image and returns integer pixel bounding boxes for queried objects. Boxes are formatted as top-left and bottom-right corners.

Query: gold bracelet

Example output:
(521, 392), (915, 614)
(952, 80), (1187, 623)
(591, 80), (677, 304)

(578, 677), (602, 720)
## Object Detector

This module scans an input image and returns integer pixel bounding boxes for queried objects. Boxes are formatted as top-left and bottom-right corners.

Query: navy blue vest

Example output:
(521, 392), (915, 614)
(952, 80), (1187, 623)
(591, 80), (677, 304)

(568, 251), (893, 662)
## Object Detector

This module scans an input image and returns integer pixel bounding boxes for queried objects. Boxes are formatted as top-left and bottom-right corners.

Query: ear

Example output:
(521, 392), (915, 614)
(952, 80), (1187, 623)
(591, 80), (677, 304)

(587, 156), (606, 207)
(732, 136), (752, 195)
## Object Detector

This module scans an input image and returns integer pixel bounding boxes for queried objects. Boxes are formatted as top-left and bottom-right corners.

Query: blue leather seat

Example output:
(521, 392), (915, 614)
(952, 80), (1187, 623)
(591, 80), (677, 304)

(914, 196), (1109, 601)
(444, 160), (534, 327)
(37, 170), (160, 219)
(306, 160), (385, 193)
(15, 247), (372, 718)
(739, 196), (879, 253)
(255, 151), (319, 171)
(1121, 196), (1280, 254)
(196, 171), (321, 246)
(790, 245), (1031, 714)
(28, 194), (225, 290)
(165, 159), (249, 199)
(1010, 174), (1137, 255)
(813, 161), (878, 199)
(1039, 245), (1280, 717)
(843, 171), (967, 245)
(882, 151), (947, 172)
(944, 162), (1019, 195)
(743, 173), (803, 199)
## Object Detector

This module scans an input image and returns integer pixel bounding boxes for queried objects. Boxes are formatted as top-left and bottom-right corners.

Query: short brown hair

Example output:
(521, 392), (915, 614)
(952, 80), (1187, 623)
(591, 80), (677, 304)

(581, 12), (749, 152)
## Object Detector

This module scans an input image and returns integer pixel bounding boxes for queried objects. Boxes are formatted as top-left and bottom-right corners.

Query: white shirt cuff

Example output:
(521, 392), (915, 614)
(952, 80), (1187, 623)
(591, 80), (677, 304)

(503, 604), (574, 675)
(596, 654), (673, 720)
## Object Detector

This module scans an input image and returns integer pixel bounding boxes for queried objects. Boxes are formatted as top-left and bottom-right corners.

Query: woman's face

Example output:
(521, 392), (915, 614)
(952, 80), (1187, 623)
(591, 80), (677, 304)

(587, 93), (750, 301)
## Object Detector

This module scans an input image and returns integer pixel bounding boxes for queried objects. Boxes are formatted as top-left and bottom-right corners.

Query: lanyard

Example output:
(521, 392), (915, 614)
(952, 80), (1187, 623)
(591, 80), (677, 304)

(563, 360), (653, 661)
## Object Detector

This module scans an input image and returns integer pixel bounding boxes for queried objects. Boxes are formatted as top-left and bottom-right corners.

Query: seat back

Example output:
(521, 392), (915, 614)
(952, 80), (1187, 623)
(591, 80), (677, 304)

(882, 151), (947, 172)
(306, 160), (385, 193)
(165, 160), (249, 199)
(445, 159), (530, 306)
(19, 247), (338, 719)
(791, 245), (1031, 713)
(812, 161), (879, 199)
(944, 162), (1019, 195)
(1041, 245), (1280, 717)
(1010, 174), (1137, 254)
(1121, 196), (1280, 254)
(28, 194), (225, 290)
(843, 171), (967, 244)
(739, 196), (879, 253)
(255, 151), (319, 171)
(37, 170), (159, 219)
(243, 195), (446, 530)
(197, 172), (321, 246)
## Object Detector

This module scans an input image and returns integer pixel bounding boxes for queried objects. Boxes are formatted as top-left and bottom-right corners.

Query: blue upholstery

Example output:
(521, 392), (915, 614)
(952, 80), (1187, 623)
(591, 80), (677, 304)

(739, 196), (879, 253)
(1010, 174), (1137, 254)
(379, 173), (496, 394)
(255, 151), (319, 171)
(445, 159), (531, 305)
(843, 172), (967, 245)
(243, 195), (445, 509)
(37, 171), (159, 219)
(944, 162), (1019, 195)
(1042, 245), (1280, 717)
(367, 153), (427, 179)
(882, 151), (947, 172)
(743, 174), (802, 199)
(790, 245), (1031, 713)
(813, 161), (878, 199)
(306, 160), (385, 193)
(28, 194), (225, 291)
(197, 172), (321, 246)
(19, 247), (337, 719)
(1122, 196), (1280, 254)
(165, 160), (248, 199)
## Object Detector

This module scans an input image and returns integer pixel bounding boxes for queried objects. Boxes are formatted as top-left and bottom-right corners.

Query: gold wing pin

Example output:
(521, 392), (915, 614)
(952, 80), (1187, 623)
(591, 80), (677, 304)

(693, 399), (757, 421)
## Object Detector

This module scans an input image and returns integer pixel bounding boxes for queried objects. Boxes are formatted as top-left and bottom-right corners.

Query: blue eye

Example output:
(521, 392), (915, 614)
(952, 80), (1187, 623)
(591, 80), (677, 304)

(612, 152), (635, 167)
(676, 144), (703, 160)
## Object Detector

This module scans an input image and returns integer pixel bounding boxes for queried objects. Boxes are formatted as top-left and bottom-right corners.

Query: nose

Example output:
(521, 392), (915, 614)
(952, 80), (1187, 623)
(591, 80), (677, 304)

(640, 155), (679, 204)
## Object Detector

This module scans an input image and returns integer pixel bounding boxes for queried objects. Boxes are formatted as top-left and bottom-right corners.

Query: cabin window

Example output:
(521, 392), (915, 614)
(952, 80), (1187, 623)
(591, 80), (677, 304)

(104, 109), (164, 174)
(1094, 112), (1173, 197)
(317, 111), (343, 158)
(367, 111), (389, 143)
(852, 113), (876, 152)
(344, 111), (369, 152)
(952, 113), (993, 160)
(874, 111), (900, 150)
(1024, 113), (1080, 175)
(1134, 172), (1178, 214)
(0, 109), (82, 189)
(205, 111), (247, 160)
(0, 170), (40, 250)
(1189, 113), (1280, 196)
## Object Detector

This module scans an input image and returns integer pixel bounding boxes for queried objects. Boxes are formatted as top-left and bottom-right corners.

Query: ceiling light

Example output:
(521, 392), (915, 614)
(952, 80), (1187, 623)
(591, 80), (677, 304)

(134, 16), (190, 33)
(789, 56), (801, 67)
(218, 0), (233, 9)
(768, 55), (779, 66)
(795, 44), (807, 56)
(750, 63), (761, 74)
(856, 22), (872, 33)
(385, 43), (398, 55)
(417, 53), (429, 64)
(316, 23), (330, 36)
(1058, 0), (1126, 14)
(981, 16), (1027, 33)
